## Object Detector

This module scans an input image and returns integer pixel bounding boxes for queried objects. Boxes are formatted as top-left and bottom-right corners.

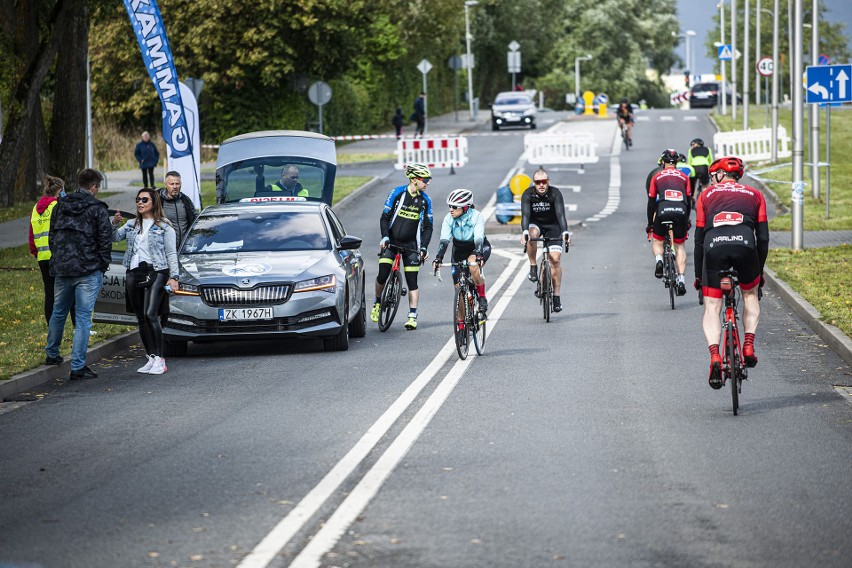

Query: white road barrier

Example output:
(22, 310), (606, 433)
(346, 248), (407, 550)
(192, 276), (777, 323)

(714, 126), (792, 163)
(394, 136), (469, 170)
(523, 132), (599, 166)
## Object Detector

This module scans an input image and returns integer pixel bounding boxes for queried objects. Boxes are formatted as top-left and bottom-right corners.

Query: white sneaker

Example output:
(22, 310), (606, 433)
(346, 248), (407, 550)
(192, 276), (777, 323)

(137, 354), (155, 374)
(148, 356), (167, 375)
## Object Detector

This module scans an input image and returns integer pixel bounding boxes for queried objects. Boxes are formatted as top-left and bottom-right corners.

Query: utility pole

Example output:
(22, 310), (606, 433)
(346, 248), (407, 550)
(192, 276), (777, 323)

(810, 0), (820, 199)
(791, 0), (804, 250)
(771, 0), (780, 161)
(743, 0), (751, 127)
(756, 0), (761, 106)
(721, 1), (728, 115)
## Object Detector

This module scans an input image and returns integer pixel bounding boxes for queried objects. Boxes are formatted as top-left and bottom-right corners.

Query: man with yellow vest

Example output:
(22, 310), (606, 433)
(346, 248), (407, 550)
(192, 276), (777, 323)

(29, 175), (75, 325)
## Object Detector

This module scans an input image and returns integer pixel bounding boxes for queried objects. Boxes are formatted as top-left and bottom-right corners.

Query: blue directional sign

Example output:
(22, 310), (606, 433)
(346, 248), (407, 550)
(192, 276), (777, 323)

(718, 44), (733, 61)
(806, 64), (852, 104)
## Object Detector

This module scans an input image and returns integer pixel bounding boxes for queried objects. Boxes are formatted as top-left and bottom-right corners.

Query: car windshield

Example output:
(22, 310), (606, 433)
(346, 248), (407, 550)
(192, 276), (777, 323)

(495, 97), (532, 105)
(692, 83), (719, 92)
(217, 157), (329, 203)
(181, 211), (329, 254)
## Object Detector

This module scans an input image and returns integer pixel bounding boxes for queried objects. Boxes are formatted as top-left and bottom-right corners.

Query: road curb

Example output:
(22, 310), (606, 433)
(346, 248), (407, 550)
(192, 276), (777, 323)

(763, 267), (852, 367)
(0, 330), (141, 401)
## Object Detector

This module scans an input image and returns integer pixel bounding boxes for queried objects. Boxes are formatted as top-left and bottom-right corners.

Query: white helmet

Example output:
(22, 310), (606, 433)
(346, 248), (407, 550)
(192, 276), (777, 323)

(447, 188), (473, 207)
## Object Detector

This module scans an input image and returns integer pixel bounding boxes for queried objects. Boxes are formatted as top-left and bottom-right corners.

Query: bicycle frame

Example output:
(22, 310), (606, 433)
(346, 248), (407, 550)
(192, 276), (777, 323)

(376, 243), (419, 332)
(524, 236), (568, 322)
(435, 259), (485, 359)
(719, 270), (747, 415)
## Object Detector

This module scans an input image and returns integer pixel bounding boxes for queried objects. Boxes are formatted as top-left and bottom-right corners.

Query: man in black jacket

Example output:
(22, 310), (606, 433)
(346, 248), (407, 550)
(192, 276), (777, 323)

(158, 170), (197, 246)
(44, 168), (112, 380)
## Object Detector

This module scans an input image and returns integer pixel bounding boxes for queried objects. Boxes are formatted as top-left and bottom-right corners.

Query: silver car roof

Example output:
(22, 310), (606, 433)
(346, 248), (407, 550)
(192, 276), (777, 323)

(216, 130), (337, 168)
(198, 201), (327, 216)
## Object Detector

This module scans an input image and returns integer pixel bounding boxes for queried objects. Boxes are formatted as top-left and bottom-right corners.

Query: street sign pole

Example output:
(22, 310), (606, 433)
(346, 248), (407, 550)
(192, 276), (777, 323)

(826, 103), (831, 219)
(791, 0), (804, 251)
(743, 0), (750, 128)
(771, 0), (780, 160)
(809, 0), (820, 199)
(417, 59), (433, 132)
(721, 1), (727, 116)
(731, 0), (738, 122)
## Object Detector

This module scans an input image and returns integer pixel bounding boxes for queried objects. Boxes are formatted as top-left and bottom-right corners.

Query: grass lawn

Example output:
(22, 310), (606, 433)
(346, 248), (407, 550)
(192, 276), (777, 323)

(712, 105), (852, 232)
(337, 152), (395, 164)
(0, 191), (118, 224)
(768, 245), (852, 339)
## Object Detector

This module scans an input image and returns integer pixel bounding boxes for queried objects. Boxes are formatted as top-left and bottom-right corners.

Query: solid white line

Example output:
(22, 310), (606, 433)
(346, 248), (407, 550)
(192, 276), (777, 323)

(289, 262), (529, 567)
(236, 258), (522, 568)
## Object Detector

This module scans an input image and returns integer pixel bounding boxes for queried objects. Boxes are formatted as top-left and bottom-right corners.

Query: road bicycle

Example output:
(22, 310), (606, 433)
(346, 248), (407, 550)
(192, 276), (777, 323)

(524, 236), (569, 323)
(651, 221), (678, 310)
(434, 260), (486, 360)
(376, 244), (420, 332)
(620, 119), (631, 150)
(719, 268), (748, 415)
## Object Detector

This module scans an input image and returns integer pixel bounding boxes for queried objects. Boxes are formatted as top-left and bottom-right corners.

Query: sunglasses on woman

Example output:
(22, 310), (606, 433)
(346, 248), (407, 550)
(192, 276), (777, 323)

(135, 197), (151, 204)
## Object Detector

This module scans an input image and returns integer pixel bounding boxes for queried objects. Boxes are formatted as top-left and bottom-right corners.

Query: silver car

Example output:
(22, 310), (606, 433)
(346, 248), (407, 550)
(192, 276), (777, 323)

(160, 200), (366, 355)
(491, 91), (537, 131)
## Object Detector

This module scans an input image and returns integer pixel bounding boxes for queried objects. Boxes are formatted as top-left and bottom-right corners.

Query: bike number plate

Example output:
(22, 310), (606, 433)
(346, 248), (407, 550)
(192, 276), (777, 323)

(219, 307), (274, 321)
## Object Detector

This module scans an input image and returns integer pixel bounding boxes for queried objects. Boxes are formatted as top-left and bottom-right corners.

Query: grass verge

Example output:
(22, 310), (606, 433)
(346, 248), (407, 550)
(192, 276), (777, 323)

(0, 245), (134, 380)
(337, 152), (395, 164)
(767, 245), (852, 339)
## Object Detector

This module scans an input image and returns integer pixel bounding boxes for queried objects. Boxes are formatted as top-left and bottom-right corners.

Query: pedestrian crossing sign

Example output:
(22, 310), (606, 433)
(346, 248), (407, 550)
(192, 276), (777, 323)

(718, 45), (733, 61)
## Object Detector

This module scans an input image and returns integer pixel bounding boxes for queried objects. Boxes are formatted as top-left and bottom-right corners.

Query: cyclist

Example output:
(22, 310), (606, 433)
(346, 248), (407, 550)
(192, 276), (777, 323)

(372, 162), (434, 330)
(647, 149), (692, 296)
(432, 189), (491, 314)
(520, 168), (571, 313)
(687, 138), (713, 199)
(616, 98), (634, 147)
(644, 155), (664, 195)
(694, 156), (768, 389)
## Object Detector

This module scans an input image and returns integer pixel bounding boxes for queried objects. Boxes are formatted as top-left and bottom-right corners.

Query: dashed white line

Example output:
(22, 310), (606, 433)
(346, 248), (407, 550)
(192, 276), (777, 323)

(583, 126), (622, 224)
(659, 115), (674, 121)
(683, 115), (699, 121)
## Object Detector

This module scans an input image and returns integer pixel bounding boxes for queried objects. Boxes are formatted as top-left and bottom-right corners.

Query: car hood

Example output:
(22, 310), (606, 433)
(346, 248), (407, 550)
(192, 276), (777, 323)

(178, 250), (338, 286)
(492, 102), (535, 113)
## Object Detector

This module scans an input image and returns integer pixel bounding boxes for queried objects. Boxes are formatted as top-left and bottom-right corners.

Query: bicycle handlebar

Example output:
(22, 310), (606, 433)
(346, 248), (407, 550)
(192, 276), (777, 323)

(524, 236), (570, 253)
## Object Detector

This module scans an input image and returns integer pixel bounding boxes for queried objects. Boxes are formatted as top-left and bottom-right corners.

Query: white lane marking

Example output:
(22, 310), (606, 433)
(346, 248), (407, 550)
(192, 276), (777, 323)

(566, 204), (578, 212)
(583, 126), (622, 224)
(659, 115), (674, 121)
(289, 262), (529, 568)
(636, 115), (650, 122)
(564, 185), (581, 193)
(683, 115), (699, 121)
(236, 257), (522, 568)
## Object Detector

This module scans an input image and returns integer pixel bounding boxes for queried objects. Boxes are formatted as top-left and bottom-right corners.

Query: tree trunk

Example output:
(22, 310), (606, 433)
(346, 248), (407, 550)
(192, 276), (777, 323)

(0, 0), (69, 206)
(49, 0), (89, 185)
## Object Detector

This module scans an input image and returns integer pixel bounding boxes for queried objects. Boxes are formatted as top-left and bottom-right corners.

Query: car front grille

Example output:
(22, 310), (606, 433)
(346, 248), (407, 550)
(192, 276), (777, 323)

(201, 285), (291, 307)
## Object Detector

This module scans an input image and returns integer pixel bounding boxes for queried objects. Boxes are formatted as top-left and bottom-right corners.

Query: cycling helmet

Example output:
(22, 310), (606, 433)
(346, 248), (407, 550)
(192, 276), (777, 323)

(709, 156), (745, 179)
(405, 162), (432, 180)
(660, 149), (680, 164)
(447, 188), (473, 207)
(690, 138), (704, 146)
(620, 97), (629, 104)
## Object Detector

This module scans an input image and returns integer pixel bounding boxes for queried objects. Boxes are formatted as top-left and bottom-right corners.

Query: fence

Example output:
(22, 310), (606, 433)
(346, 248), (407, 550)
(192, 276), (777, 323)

(523, 132), (599, 166)
(394, 136), (468, 170)
(713, 126), (792, 163)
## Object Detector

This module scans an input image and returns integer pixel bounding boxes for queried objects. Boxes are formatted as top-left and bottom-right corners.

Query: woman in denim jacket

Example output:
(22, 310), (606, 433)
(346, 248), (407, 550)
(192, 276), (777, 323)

(112, 188), (179, 375)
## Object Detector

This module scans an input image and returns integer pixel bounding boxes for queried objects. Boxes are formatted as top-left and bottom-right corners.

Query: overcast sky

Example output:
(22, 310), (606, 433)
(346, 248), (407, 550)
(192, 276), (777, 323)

(674, 0), (852, 75)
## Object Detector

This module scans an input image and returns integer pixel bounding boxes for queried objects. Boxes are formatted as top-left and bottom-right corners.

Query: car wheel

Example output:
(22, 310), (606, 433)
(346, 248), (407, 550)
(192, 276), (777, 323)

(163, 340), (188, 357)
(324, 294), (350, 351)
(348, 282), (367, 338)
(529, 122), (537, 130)
(492, 122), (499, 131)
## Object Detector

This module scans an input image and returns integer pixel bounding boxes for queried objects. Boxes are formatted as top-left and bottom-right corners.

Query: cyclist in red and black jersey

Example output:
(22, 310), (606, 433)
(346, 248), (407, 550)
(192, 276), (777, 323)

(694, 156), (769, 389)
(647, 149), (692, 296)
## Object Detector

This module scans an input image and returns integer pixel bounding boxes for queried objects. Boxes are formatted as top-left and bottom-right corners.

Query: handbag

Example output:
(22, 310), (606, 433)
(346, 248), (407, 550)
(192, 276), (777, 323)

(130, 261), (155, 288)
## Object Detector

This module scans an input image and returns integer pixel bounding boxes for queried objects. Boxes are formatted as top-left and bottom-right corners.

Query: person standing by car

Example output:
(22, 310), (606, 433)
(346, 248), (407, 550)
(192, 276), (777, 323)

(112, 188), (179, 375)
(158, 170), (197, 246)
(29, 174), (75, 326)
(134, 131), (160, 188)
(44, 169), (111, 380)
(372, 162), (434, 330)
(412, 92), (426, 137)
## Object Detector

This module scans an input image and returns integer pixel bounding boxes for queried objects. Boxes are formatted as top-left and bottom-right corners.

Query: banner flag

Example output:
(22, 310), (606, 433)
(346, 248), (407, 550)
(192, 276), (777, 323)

(123, 0), (192, 159)
(168, 82), (202, 209)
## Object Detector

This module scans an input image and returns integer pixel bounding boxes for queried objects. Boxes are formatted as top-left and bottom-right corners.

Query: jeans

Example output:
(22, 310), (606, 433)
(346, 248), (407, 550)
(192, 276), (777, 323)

(38, 259), (76, 325)
(45, 271), (103, 371)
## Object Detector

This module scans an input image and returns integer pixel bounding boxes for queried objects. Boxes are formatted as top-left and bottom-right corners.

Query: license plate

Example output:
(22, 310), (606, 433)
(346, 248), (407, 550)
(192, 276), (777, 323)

(218, 307), (274, 321)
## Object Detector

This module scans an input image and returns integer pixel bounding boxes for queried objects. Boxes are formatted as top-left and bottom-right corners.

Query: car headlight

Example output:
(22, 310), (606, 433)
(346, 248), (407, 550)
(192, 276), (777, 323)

(175, 282), (200, 296)
(294, 274), (337, 293)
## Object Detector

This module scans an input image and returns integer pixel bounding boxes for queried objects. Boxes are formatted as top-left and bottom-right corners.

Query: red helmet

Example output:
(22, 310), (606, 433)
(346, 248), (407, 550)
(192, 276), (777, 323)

(709, 156), (744, 179)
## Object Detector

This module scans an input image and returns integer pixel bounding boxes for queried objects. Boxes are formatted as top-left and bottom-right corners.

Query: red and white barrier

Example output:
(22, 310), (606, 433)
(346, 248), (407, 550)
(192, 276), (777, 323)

(670, 90), (689, 106)
(394, 136), (469, 170)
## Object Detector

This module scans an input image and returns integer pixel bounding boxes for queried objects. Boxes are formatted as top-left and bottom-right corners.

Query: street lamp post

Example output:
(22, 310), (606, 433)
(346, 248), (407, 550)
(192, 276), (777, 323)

(770, 2), (780, 161)
(810, 0), (820, 199)
(464, 0), (479, 121)
(718, 1), (728, 115)
(743, 0), (750, 128)
(791, 0), (804, 250)
(687, 30), (697, 78)
(731, 0), (738, 121)
(574, 54), (593, 101)
(756, 0), (761, 107)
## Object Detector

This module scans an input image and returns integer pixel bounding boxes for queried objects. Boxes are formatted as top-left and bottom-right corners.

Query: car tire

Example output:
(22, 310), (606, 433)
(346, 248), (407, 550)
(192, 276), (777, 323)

(348, 283), (367, 338)
(529, 122), (537, 130)
(324, 294), (350, 351)
(492, 121), (499, 131)
(163, 340), (188, 357)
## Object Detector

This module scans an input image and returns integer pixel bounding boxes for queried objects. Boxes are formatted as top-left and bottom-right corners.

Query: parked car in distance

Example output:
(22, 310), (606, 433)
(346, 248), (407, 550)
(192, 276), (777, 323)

(491, 91), (537, 131)
(689, 81), (742, 109)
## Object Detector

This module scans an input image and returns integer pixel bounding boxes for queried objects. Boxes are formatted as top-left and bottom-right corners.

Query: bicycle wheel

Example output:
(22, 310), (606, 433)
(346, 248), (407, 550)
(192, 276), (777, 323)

(541, 261), (552, 322)
(453, 285), (469, 360)
(472, 288), (486, 356)
(378, 270), (402, 332)
(727, 321), (739, 415)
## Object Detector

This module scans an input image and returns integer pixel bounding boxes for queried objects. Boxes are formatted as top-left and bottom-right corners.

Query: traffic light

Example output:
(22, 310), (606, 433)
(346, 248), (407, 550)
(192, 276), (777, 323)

(684, 70), (690, 88)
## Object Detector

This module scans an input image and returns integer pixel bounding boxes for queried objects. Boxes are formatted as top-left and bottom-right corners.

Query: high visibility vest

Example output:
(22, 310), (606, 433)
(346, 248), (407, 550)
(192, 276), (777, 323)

(31, 200), (57, 261)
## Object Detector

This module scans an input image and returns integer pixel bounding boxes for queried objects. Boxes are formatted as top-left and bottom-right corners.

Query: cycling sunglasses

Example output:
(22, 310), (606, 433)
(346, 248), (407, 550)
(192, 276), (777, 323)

(419, 177), (432, 184)
(534, 178), (549, 185)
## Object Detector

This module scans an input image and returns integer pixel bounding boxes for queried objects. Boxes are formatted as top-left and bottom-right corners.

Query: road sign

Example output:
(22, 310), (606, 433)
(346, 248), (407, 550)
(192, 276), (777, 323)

(447, 55), (463, 70)
(595, 94), (608, 105)
(818, 54), (830, 66)
(806, 64), (852, 104)
(718, 44), (733, 61)
(307, 81), (332, 106)
(756, 57), (774, 77)
(507, 51), (521, 73)
(508, 40), (520, 52)
(459, 53), (475, 69)
(417, 59), (433, 75)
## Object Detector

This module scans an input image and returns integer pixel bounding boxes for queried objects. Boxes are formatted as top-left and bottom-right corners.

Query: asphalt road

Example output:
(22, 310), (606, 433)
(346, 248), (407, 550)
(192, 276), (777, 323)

(1, 109), (851, 568)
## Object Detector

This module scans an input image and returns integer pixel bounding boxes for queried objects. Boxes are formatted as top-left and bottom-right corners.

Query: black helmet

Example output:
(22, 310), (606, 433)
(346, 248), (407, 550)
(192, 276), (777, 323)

(690, 138), (704, 146)
(660, 149), (679, 164)
(620, 97), (629, 104)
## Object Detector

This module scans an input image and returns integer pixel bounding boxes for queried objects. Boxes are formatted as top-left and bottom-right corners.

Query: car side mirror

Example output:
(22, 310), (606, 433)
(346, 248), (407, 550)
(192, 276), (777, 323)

(338, 235), (362, 250)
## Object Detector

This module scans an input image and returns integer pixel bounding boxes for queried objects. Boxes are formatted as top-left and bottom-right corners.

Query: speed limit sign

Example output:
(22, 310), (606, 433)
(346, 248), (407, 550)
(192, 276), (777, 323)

(756, 57), (774, 77)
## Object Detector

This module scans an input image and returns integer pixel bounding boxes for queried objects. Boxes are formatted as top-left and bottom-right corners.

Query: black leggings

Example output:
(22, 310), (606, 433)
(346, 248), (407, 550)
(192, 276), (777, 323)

(125, 270), (168, 356)
(39, 259), (75, 326)
(141, 167), (155, 188)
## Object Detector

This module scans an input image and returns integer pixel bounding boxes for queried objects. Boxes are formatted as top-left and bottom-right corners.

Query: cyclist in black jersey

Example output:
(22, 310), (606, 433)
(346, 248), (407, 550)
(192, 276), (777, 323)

(616, 98), (634, 147)
(520, 168), (571, 312)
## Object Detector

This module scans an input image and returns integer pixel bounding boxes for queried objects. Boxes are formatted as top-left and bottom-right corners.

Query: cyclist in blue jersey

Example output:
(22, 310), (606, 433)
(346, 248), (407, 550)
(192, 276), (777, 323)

(432, 189), (491, 314)
(372, 163), (434, 330)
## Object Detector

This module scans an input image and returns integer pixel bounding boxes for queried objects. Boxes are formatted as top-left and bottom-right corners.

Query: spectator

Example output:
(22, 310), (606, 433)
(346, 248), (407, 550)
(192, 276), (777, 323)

(412, 92), (426, 137)
(392, 107), (404, 139)
(44, 168), (112, 380)
(134, 131), (160, 188)
(266, 165), (308, 196)
(112, 188), (179, 375)
(158, 170), (197, 246)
